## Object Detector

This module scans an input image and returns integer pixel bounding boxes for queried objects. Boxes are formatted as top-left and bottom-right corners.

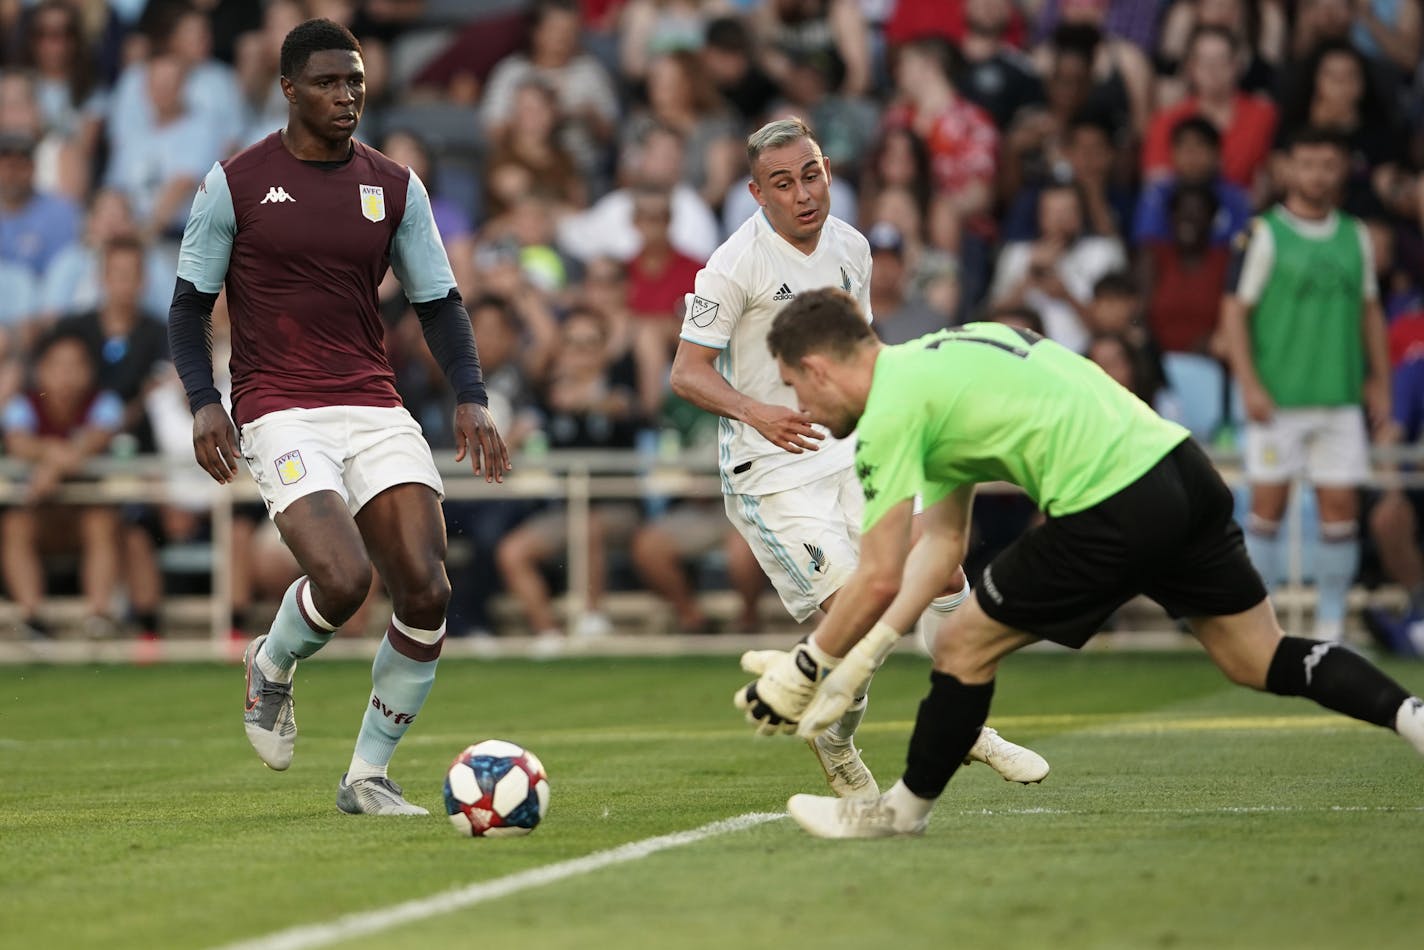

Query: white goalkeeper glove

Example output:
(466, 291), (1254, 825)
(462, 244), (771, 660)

(733, 640), (837, 735)
(796, 622), (902, 739)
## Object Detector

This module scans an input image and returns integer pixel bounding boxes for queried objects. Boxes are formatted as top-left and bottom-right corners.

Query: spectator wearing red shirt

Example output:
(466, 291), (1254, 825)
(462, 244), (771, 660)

(884, 0), (1027, 48)
(1143, 182), (1231, 355)
(626, 186), (702, 420)
(883, 36), (998, 235)
(1143, 25), (1277, 191)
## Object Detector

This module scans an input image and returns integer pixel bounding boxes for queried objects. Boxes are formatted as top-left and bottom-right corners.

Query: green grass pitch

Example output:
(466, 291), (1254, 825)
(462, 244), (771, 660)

(2, 651), (1422, 949)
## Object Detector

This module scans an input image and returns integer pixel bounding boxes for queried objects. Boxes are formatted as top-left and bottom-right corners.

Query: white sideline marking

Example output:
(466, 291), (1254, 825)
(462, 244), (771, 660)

(213, 811), (784, 950)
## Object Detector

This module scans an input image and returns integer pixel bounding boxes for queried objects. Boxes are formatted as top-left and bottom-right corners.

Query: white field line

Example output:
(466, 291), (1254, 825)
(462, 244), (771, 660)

(211, 811), (784, 950)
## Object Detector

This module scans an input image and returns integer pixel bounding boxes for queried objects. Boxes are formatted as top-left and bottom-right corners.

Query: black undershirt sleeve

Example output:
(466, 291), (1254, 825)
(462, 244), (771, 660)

(413, 288), (487, 408)
(167, 277), (222, 414)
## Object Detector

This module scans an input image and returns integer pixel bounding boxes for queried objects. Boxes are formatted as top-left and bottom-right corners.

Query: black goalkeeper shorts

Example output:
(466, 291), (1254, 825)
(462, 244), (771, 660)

(974, 438), (1267, 648)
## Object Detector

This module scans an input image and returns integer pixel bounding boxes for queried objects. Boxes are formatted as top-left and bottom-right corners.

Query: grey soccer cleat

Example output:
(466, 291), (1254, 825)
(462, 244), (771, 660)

(243, 635), (296, 771)
(965, 726), (1050, 783)
(808, 734), (880, 800)
(336, 773), (429, 816)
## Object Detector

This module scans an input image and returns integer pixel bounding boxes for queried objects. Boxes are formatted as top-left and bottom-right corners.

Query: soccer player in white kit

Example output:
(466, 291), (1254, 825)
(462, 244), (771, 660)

(670, 118), (1048, 797)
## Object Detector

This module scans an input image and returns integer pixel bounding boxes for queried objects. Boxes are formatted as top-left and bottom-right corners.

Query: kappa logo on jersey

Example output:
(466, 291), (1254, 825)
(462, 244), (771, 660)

(274, 450), (306, 485)
(360, 184), (385, 222)
(260, 186), (295, 204)
(803, 542), (828, 576)
(772, 282), (794, 301)
(689, 295), (720, 327)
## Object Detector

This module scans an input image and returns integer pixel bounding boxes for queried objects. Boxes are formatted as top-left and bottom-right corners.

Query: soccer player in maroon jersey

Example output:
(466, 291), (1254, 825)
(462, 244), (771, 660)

(167, 19), (511, 815)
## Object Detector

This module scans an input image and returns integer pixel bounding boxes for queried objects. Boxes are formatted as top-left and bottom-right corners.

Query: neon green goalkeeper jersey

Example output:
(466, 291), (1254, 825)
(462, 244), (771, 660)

(854, 323), (1190, 531)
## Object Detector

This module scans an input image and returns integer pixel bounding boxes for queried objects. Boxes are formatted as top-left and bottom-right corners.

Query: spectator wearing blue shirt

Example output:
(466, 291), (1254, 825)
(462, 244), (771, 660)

(0, 258), (38, 407)
(0, 131), (81, 276)
(0, 258), (38, 329)
(1001, 114), (1135, 242)
(103, 56), (221, 240)
(1133, 115), (1251, 247)
(39, 188), (175, 323)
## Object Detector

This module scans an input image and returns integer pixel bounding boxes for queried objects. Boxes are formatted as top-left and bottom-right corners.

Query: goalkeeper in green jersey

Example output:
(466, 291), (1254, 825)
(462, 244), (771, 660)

(733, 287), (1424, 839)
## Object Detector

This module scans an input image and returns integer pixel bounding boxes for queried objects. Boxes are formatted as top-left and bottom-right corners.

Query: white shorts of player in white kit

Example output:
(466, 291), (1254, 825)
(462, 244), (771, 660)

(724, 466), (864, 622)
(1243, 406), (1371, 486)
(239, 405), (444, 518)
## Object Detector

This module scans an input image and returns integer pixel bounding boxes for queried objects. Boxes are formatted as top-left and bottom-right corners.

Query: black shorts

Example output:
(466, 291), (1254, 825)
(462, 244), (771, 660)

(975, 439), (1267, 648)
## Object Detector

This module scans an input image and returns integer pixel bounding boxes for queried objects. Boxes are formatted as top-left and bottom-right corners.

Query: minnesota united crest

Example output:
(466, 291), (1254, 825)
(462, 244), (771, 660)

(840, 266), (851, 292)
(803, 542), (829, 575)
(359, 184), (385, 222)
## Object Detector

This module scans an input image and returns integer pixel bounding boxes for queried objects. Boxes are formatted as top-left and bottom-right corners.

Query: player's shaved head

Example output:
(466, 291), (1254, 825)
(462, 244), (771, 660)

(768, 288), (875, 366)
(280, 18), (361, 79)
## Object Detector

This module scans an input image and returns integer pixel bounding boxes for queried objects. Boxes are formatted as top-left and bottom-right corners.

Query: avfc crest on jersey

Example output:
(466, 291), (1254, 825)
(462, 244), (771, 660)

(359, 184), (386, 222)
(275, 450), (306, 486)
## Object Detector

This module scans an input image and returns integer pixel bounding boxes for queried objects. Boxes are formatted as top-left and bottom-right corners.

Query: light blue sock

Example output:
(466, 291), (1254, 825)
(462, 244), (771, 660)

(1315, 523), (1360, 630)
(351, 619), (443, 775)
(1244, 516), (1284, 591)
(259, 578), (336, 678)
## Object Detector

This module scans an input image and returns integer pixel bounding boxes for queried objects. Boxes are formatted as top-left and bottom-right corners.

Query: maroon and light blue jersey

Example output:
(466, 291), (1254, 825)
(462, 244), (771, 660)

(176, 132), (457, 426)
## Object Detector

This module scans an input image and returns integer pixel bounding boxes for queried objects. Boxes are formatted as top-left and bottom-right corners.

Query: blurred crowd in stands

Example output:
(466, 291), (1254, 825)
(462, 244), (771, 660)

(1, 0), (1423, 645)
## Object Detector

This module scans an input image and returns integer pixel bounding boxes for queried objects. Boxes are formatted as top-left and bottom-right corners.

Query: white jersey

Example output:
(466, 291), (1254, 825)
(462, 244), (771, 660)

(680, 211), (873, 495)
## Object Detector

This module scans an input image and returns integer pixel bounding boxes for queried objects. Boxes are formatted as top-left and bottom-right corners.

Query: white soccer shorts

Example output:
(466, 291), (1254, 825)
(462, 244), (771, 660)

(1243, 406), (1370, 486)
(239, 405), (444, 518)
(724, 466), (864, 622)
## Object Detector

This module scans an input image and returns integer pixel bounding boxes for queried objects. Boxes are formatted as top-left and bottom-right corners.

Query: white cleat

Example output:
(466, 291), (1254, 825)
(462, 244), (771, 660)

(965, 726), (1049, 784)
(787, 792), (927, 839)
(808, 735), (879, 800)
(1396, 697), (1424, 757)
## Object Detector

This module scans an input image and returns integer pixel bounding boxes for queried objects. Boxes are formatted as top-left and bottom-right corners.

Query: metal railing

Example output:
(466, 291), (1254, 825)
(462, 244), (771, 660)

(2, 443), (1421, 640)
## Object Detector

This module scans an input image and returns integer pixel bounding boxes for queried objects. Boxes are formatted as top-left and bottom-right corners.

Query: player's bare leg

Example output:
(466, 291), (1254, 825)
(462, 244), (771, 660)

(338, 483), (452, 815)
(243, 491), (367, 770)
(1191, 599), (1424, 755)
(791, 596), (1036, 838)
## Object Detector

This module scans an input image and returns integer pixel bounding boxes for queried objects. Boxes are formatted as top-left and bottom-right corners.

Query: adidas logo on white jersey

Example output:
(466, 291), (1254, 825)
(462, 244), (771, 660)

(772, 282), (794, 301)
(260, 186), (296, 204)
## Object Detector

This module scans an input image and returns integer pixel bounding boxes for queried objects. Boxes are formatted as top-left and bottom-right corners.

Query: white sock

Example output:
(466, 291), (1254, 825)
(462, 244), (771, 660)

(882, 779), (934, 828)
(255, 645), (293, 684)
(929, 586), (970, 613)
(918, 584), (970, 653)
(346, 752), (387, 783)
(1395, 698), (1424, 756)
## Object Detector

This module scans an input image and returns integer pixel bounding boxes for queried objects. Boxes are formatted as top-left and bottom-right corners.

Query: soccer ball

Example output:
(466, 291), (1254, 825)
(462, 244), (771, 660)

(444, 739), (550, 837)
